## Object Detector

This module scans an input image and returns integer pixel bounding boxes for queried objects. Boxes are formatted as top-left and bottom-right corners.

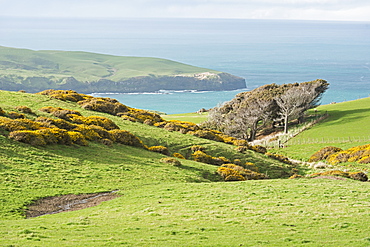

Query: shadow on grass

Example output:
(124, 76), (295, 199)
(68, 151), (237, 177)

(325, 107), (370, 124)
(177, 164), (223, 182)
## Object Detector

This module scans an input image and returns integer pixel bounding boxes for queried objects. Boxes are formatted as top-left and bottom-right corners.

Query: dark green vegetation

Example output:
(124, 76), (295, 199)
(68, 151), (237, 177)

(0, 46), (245, 93)
(205, 80), (329, 141)
(1, 90), (370, 246)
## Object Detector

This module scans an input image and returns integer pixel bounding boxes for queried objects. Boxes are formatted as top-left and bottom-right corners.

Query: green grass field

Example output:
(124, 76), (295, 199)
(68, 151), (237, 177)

(272, 97), (370, 161)
(2, 179), (370, 246)
(162, 112), (209, 124)
(1, 90), (370, 246)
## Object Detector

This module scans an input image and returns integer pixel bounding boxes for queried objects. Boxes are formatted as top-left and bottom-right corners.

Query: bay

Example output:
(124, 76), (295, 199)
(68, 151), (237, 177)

(0, 17), (369, 113)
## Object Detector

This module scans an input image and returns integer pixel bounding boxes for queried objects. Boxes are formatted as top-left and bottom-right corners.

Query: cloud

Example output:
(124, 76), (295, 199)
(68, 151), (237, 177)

(0, 0), (369, 21)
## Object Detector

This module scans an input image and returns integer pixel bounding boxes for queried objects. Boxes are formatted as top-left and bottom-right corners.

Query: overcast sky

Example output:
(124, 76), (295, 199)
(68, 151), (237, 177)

(1, 0), (370, 22)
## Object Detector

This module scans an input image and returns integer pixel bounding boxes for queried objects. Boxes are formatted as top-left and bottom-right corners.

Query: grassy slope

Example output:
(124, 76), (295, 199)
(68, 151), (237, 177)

(273, 97), (370, 161)
(0, 90), (294, 217)
(162, 112), (209, 124)
(1, 91), (370, 246)
(0, 46), (218, 81)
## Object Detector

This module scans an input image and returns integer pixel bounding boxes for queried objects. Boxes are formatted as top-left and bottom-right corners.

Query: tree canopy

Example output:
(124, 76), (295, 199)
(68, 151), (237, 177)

(204, 79), (329, 141)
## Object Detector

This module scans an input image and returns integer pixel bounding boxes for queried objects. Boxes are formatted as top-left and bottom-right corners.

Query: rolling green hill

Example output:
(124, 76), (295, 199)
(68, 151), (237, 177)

(0, 46), (246, 93)
(272, 97), (370, 162)
(1, 90), (370, 246)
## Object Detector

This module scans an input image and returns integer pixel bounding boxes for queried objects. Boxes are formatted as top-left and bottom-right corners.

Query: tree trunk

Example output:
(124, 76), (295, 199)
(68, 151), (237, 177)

(284, 115), (288, 134)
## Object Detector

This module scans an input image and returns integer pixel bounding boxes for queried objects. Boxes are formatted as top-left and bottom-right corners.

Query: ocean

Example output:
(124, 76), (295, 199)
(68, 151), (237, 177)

(0, 17), (369, 113)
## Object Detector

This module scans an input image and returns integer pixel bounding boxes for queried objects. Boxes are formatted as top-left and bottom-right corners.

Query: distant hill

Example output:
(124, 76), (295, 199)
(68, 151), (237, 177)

(0, 46), (246, 93)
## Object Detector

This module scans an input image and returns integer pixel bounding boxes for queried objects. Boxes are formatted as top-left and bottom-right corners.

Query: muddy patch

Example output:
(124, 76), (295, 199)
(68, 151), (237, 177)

(26, 191), (121, 218)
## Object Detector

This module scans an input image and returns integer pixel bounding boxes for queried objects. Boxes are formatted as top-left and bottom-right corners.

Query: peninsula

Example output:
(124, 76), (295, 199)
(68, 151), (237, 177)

(0, 46), (246, 93)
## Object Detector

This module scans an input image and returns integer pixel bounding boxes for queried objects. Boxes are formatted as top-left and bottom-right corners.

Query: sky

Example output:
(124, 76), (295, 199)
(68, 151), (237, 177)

(0, 0), (370, 22)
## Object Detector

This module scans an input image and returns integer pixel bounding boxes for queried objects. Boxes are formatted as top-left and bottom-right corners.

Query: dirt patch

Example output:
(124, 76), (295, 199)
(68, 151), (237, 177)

(26, 191), (121, 218)
(311, 175), (347, 180)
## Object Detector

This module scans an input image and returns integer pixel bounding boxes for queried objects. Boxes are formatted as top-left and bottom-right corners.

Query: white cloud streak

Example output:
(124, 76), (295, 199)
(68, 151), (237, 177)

(0, 0), (369, 21)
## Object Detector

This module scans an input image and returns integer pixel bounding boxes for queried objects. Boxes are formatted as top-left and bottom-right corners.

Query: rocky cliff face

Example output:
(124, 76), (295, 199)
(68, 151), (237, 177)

(0, 72), (246, 93)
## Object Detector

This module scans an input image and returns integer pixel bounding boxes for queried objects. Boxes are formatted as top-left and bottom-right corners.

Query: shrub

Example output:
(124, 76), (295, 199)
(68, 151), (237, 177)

(0, 117), (38, 132)
(67, 131), (88, 146)
(188, 130), (224, 142)
(358, 156), (370, 164)
(52, 109), (82, 120)
(250, 145), (267, 154)
(233, 159), (242, 166)
(308, 170), (350, 178)
(0, 107), (5, 116)
(101, 138), (113, 146)
(79, 98), (129, 115)
(235, 146), (248, 153)
(192, 150), (213, 164)
(266, 152), (293, 165)
(212, 156), (231, 166)
(37, 89), (86, 102)
(143, 119), (154, 125)
(7, 111), (25, 119)
(73, 124), (102, 141)
(190, 145), (205, 152)
(121, 115), (139, 122)
(163, 122), (180, 132)
(83, 116), (120, 130)
(15, 106), (34, 114)
(349, 172), (368, 182)
(244, 162), (259, 172)
(35, 117), (76, 130)
(39, 106), (63, 113)
(148, 146), (170, 156)
(309, 146), (343, 162)
(217, 167), (246, 181)
(38, 128), (73, 145)
(9, 130), (46, 146)
(289, 174), (303, 179)
(160, 157), (182, 166)
(109, 129), (146, 148)
(173, 153), (185, 159)
(327, 151), (350, 165)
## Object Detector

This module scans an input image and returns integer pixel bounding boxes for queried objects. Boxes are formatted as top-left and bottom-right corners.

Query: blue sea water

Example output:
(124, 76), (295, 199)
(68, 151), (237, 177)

(0, 17), (369, 113)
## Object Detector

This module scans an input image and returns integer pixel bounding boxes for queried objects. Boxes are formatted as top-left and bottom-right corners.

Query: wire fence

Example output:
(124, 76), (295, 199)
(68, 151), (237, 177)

(287, 136), (370, 146)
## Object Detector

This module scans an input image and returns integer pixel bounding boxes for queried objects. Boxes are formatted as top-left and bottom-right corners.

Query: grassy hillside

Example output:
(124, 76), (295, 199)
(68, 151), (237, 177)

(0, 46), (217, 81)
(273, 97), (370, 161)
(1, 90), (370, 246)
(0, 90), (297, 218)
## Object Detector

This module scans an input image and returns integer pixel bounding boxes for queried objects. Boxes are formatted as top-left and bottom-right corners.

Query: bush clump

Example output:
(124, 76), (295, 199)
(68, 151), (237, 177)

(9, 130), (46, 146)
(15, 106), (34, 114)
(192, 150), (213, 164)
(0, 107), (5, 116)
(309, 146), (343, 162)
(148, 146), (170, 156)
(37, 89), (87, 102)
(308, 170), (368, 181)
(266, 152), (293, 165)
(109, 129), (146, 148)
(79, 98), (128, 115)
(217, 167), (246, 181)
(160, 157), (182, 166)
(7, 111), (25, 119)
(250, 145), (267, 154)
(188, 130), (224, 142)
(217, 164), (268, 181)
(173, 153), (185, 159)
(190, 145), (205, 152)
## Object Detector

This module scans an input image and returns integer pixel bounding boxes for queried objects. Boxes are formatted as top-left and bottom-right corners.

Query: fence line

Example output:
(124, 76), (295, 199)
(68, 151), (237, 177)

(287, 136), (370, 146)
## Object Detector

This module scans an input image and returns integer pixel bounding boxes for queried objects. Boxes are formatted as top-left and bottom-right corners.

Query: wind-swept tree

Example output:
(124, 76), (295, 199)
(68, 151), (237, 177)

(205, 79), (329, 141)
(275, 79), (329, 133)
